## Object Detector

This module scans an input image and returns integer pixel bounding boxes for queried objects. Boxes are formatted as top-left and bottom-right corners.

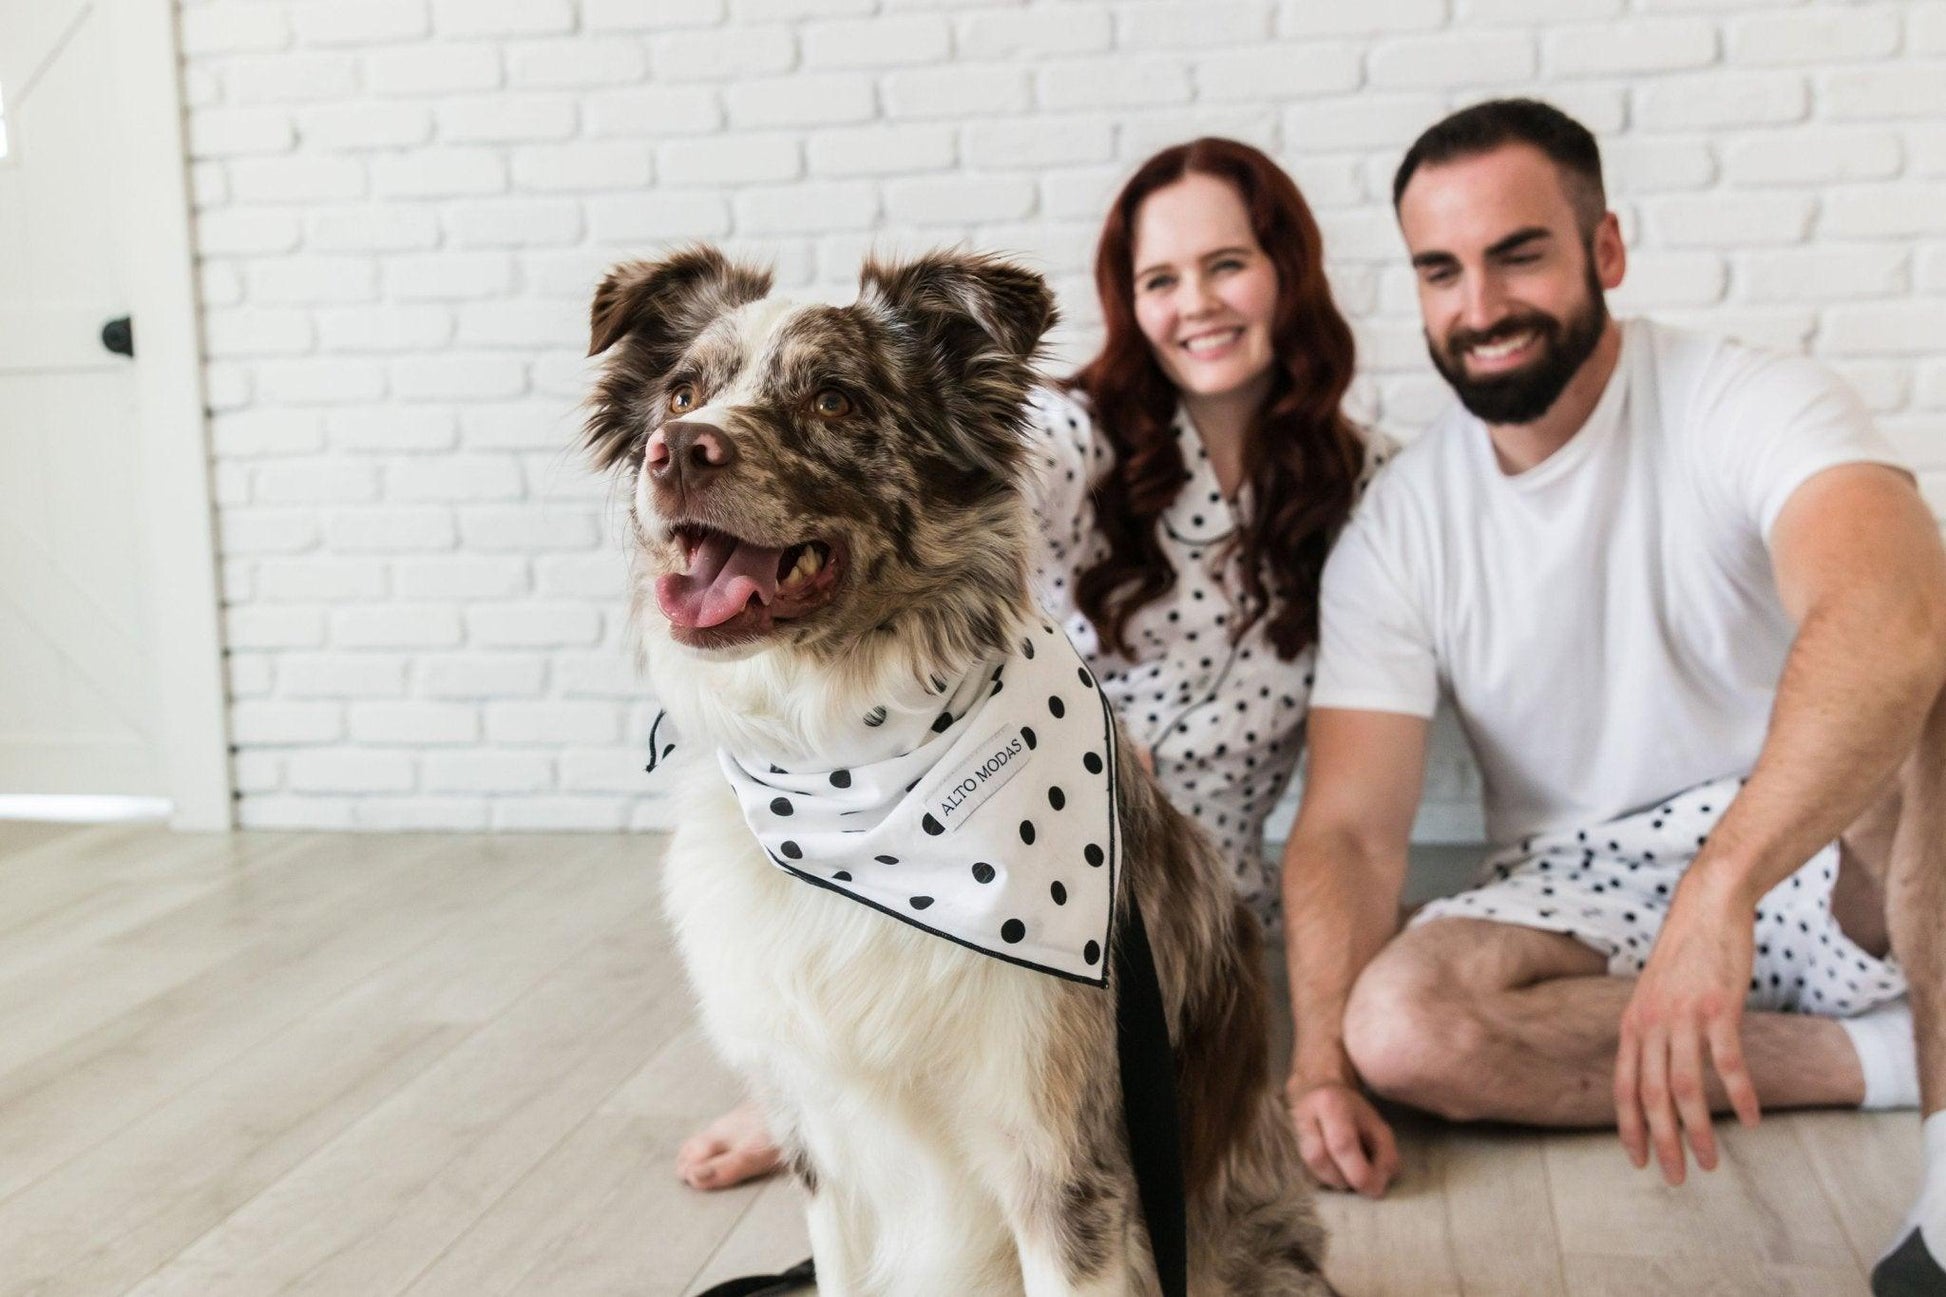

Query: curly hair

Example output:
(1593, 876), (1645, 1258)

(1071, 137), (1364, 662)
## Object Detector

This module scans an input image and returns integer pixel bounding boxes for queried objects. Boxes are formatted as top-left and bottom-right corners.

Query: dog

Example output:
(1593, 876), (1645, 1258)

(584, 245), (1335, 1295)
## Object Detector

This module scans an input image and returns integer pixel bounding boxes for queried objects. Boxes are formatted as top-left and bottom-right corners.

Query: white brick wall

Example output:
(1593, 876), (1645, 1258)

(179, 0), (1946, 840)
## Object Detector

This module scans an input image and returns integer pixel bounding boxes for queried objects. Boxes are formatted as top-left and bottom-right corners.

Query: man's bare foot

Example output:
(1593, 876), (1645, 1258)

(676, 1100), (783, 1190)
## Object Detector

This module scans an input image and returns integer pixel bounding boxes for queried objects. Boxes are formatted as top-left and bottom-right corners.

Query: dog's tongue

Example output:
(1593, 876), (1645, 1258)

(657, 532), (785, 629)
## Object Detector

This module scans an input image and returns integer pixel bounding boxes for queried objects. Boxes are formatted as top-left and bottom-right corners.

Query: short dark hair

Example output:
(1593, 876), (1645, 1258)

(1392, 98), (1606, 230)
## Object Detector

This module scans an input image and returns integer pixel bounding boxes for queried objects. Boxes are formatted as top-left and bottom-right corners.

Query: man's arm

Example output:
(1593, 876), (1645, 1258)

(1281, 706), (1430, 1195)
(1618, 463), (1946, 1184)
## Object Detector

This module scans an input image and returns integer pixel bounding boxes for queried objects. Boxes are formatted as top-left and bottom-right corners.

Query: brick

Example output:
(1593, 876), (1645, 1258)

(1822, 184), (1946, 239)
(1600, 137), (1717, 194)
(1284, 93), (1445, 151)
(323, 508), (458, 553)
(1036, 56), (1192, 111)
(535, 552), (627, 599)
(461, 403), (582, 451)
(807, 123), (957, 177)
(384, 251), (516, 301)
(417, 654), (548, 698)
(1645, 192), (1815, 248)
(1737, 246), (1909, 304)
(1610, 250), (1727, 308)
(230, 700), (343, 744)
(307, 206), (442, 252)
(353, 798), (492, 830)
(1728, 9), (1900, 67)
(584, 0), (726, 28)
(1821, 66), (1946, 121)
(1040, 164), (1125, 221)
(372, 148), (508, 198)
(210, 409), (325, 457)
(191, 163), (230, 209)
(445, 198), (584, 247)
(803, 14), (951, 67)
(586, 191), (732, 241)
(391, 354), (530, 401)
(228, 156), (366, 203)
(189, 108), (295, 157)
(1117, 3), (1269, 49)
(507, 39), (650, 89)
(1722, 129), (1902, 187)
(1814, 302), (1946, 357)
(658, 134), (801, 185)
(422, 750), (555, 793)
(333, 604), (465, 649)
(237, 796), (355, 830)
(293, 103), (433, 152)
(955, 6), (1111, 58)
(179, 5), (291, 55)
(1826, 361), (1911, 414)
(228, 54), (361, 104)
(431, 0), (574, 37)
(348, 701), (478, 743)
(326, 406), (461, 452)
(1543, 18), (1715, 78)
(219, 509), (322, 555)
(733, 182), (880, 235)
(468, 603), (605, 649)
(458, 505), (601, 552)
(883, 64), (1031, 119)
(510, 141), (654, 192)
(884, 174), (1036, 225)
(204, 360), (252, 408)
(394, 556), (531, 599)
(291, 0), (431, 46)
(582, 86), (722, 138)
(725, 74), (878, 129)
(196, 209), (303, 255)
(315, 305), (455, 353)
(254, 560), (389, 605)
(558, 747), (650, 793)
(454, 299), (582, 349)
(486, 700), (619, 744)
(1368, 31), (1535, 88)
(1636, 71), (1808, 130)
(231, 749), (282, 790)
(226, 606), (327, 650)
(733, 0), (873, 17)
(203, 308), (316, 359)
(1192, 43), (1362, 102)
(1126, 107), (1280, 162)
(1917, 3), (1946, 54)
(385, 455), (526, 503)
(1911, 127), (1946, 178)
(255, 358), (388, 404)
(1457, 0), (1620, 21)
(288, 749), (415, 794)
(650, 26), (798, 82)
(253, 460), (379, 505)
(964, 117), (1114, 171)
(437, 96), (579, 143)
(367, 45), (503, 96)
(1276, 0), (1444, 35)
(279, 656), (409, 702)
(491, 798), (630, 831)
(248, 255), (380, 305)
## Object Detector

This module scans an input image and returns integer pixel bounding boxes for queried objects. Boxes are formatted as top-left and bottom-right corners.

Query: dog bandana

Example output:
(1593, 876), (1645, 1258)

(718, 619), (1122, 985)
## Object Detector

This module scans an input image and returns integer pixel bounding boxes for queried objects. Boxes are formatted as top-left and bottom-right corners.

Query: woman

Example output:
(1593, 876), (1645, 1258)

(678, 137), (1389, 1190)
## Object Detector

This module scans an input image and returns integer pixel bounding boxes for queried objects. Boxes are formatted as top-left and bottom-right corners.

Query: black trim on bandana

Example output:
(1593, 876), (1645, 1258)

(692, 1257), (816, 1297)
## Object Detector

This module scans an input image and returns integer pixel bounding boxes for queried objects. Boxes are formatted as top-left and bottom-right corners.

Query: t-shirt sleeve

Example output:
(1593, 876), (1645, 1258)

(1309, 504), (1440, 719)
(1688, 343), (1909, 541)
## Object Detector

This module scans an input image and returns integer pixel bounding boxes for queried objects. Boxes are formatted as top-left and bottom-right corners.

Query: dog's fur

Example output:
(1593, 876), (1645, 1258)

(586, 246), (1333, 1295)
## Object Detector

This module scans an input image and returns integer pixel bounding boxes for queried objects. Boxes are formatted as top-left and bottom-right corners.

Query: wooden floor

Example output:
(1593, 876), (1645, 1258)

(0, 820), (1918, 1296)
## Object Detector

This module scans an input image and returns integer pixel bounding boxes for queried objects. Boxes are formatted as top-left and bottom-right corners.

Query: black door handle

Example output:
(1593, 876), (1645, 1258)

(101, 316), (133, 358)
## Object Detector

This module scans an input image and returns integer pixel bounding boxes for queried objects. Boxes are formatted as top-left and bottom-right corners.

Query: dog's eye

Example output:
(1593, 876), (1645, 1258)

(812, 388), (851, 419)
(667, 384), (697, 414)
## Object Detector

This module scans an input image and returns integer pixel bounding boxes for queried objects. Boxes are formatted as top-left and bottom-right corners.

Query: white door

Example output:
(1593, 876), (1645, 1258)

(0, 0), (162, 795)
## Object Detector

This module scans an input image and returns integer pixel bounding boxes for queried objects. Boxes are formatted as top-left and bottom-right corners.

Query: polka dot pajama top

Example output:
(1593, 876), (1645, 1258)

(1021, 386), (1392, 919)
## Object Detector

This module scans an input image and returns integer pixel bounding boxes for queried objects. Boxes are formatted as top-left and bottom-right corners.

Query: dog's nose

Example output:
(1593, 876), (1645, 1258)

(648, 420), (735, 486)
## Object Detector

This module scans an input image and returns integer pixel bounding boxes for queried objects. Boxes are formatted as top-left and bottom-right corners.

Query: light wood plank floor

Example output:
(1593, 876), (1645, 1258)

(0, 821), (1919, 1296)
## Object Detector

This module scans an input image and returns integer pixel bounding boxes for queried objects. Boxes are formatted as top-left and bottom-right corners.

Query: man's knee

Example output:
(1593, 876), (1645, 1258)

(1342, 938), (1491, 1122)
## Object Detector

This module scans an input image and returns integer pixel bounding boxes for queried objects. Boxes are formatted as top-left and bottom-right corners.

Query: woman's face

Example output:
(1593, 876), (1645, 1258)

(1129, 173), (1280, 402)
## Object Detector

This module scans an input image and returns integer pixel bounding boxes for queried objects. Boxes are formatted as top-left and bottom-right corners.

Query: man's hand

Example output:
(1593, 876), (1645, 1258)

(1614, 868), (1763, 1185)
(1286, 1077), (1401, 1197)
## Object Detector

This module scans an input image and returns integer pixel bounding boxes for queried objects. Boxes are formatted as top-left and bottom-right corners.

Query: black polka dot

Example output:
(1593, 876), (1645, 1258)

(1050, 881), (1067, 905)
(922, 813), (944, 836)
(829, 769), (851, 789)
(1022, 637), (1035, 659)
(875, 854), (899, 865)
(1077, 666), (1092, 687)
(1084, 940), (1101, 965)
(1020, 820), (1036, 845)
(1048, 696), (1065, 719)
(1083, 752), (1103, 774)
(1022, 726), (1037, 749)
(1085, 843), (1104, 867)
(972, 862), (995, 883)
(780, 841), (802, 859)
(864, 707), (886, 727)
(770, 797), (793, 816)
(910, 895), (934, 910)
(1000, 918), (1026, 944)
(1048, 786), (1065, 810)
(932, 712), (954, 733)
(833, 871), (852, 881)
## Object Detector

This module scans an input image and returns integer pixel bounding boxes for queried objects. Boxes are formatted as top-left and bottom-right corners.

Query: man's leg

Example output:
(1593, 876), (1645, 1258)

(1341, 916), (1865, 1126)
(675, 1099), (782, 1190)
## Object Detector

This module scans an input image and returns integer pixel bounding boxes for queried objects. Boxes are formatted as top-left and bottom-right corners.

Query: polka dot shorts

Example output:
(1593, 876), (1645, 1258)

(1410, 776), (1906, 1016)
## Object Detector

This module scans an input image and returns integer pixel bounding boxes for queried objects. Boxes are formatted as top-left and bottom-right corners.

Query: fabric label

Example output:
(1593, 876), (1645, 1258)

(931, 723), (1030, 833)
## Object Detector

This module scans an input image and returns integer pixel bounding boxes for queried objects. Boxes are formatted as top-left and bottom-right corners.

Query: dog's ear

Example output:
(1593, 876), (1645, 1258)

(587, 245), (772, 358)
(858, 251), (1058, 368)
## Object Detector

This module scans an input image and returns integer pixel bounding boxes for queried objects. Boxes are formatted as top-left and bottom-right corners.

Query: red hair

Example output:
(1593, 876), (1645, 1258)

(1072, 138), (1362, 661)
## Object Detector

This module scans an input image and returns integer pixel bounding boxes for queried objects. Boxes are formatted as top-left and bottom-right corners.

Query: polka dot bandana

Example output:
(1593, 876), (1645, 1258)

(1412, 776), (1907, 1016)
(719, 618), (1121, 986)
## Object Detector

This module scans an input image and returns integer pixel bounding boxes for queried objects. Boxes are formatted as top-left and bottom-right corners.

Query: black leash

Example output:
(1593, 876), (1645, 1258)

(692, 1258), (815, 1297)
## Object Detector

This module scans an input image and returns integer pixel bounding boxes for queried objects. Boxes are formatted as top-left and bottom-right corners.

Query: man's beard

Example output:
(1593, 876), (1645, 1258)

(1427, 267), (1608, 426)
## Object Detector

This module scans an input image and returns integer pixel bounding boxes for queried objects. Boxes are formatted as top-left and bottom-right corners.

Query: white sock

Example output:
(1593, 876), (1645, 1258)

(1841, 997), (1920, 1111)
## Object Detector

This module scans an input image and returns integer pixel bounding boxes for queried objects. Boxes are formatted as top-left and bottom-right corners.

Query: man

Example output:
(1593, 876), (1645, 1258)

(1282, 98), (1946, 1295)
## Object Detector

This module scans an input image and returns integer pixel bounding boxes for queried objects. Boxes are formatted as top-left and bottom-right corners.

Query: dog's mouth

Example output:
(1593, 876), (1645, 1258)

(655, 523), (846, 647)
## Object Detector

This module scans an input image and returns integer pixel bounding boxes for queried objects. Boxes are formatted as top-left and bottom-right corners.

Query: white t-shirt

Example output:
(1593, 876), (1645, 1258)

(1312, 318), (1907, 848)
